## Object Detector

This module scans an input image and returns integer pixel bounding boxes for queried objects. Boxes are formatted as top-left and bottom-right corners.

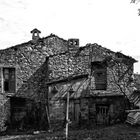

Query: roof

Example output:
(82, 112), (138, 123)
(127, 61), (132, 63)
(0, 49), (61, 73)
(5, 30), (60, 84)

(49, 77), (90, 101)
(0, 33), (67, 52)
(48, 74), (124, 101)
(0, 30), (137, 64)
(47, 42), (137, 63)
(115, 52), (137, 63)
(47, 74), (88, 86)
(30, 28), (41, 33)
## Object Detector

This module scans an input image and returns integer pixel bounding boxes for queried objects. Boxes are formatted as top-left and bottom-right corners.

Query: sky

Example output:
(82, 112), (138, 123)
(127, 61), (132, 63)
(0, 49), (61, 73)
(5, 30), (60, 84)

(0, 0), (140, 73)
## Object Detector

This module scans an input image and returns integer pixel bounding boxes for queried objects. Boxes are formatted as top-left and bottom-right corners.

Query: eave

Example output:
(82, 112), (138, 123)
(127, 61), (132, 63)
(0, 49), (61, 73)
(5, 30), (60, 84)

(46, 74), (88, 86)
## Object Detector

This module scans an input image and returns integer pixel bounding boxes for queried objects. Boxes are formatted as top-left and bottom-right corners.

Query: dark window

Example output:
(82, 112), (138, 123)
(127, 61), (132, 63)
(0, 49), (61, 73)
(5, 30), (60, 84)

(91, 61), (107, 90)
(3, 68), (16, 93)
(96, 104), (109, 125)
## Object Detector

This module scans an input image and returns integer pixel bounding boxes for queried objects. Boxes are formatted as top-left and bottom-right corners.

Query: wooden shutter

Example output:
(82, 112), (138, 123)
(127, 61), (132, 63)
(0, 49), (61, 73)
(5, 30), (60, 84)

(3, 68), (15, 93)
(9, 68), (16, 93)
(95, 69), (107, 90)
(91, 61), (107, 90)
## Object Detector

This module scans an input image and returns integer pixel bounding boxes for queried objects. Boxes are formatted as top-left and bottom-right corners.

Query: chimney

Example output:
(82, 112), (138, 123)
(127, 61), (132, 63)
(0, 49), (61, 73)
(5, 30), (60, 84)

(68, 38), (79, 47)
(30, 28), (41, 42)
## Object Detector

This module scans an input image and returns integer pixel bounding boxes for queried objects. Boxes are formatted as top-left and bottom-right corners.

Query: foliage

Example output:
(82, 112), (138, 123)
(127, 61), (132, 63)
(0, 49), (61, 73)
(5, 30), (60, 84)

(131, 0), (140, 3)
(105, 55), (135, 110)
(107, 55), (134, 96)
(0, 99), (8, 132)
(130, 0), (140, 16)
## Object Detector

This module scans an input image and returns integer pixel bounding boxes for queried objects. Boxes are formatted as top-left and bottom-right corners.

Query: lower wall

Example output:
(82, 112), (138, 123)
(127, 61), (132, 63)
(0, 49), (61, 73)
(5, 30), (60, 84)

(0, 95), (49, 132)
(49, 96), (126, 128)
(0, 94), (126, 132)
(87, 96), (126, 125)
(49, 100), (65, 130)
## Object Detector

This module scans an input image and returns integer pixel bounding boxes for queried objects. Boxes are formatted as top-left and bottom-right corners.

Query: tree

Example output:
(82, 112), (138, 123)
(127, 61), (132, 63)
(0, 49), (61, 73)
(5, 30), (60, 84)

(105, 53), (135, 109)
(130, 0), (140, 15)
(131, 0), (140, 3)
(0, 97), (8, 132)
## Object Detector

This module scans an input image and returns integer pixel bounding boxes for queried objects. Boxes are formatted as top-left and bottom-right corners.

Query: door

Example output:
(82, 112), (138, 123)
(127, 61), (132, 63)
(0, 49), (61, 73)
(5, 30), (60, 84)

(10, 97), (26, 130)
(74, 101), (80, 123)
(69, 100), (80, 123)
(96, 104), (109, 125)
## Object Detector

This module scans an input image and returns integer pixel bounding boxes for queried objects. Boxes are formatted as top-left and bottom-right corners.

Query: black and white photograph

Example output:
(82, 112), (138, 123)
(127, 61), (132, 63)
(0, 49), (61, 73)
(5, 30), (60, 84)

(0, 0), (140, 139)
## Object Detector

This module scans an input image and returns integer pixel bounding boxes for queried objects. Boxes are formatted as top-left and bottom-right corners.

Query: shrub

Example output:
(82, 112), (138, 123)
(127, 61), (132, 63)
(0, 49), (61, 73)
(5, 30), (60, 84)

(0, 97), (8, 132)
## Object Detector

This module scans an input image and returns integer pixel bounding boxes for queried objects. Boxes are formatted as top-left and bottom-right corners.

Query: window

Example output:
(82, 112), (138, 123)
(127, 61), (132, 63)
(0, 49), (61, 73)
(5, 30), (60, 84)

(34, 32), (38, 37)
(96, 104), (109, 125)
(91, 61), (107, 90)
(3, 68), (16, 93)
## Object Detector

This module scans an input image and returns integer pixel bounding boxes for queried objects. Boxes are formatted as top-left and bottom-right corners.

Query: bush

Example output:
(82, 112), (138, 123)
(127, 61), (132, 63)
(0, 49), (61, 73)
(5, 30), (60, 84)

(0, 98), (8, 132)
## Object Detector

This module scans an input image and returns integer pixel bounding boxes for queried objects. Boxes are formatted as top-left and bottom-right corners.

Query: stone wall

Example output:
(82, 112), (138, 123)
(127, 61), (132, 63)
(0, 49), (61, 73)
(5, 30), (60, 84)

(0, 35), (68, 100)
(0, 35), (68, 131)
(49, 43), (135, 96)
(48, 43), (135, 126)
(48, 48), (90, 80)
(88, 96), (126, 124)
(0, 34), (135, 100)
(0, 33), (136, 130)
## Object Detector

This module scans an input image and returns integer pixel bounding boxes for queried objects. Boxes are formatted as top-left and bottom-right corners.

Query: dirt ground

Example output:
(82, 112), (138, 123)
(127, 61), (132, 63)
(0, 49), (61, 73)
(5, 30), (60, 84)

(0, 123), (140, 140)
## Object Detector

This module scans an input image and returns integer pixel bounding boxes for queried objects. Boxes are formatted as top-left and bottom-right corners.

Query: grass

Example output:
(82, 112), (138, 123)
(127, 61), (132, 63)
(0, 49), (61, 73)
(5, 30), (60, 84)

(0, 123), (140, 140)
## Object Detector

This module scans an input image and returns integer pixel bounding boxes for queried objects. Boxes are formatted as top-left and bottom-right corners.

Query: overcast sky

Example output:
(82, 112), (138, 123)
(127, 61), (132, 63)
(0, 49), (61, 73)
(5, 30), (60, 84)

(0, 0), (140, 73)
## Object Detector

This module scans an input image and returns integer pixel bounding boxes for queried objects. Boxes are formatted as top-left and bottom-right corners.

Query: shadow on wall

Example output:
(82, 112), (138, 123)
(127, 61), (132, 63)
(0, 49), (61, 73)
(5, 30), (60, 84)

(9, 58), (49, 131)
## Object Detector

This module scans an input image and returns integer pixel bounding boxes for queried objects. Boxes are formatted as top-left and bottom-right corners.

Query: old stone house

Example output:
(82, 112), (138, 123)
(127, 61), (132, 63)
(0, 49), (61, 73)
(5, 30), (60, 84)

(47, 42), (137, 126)
(0, 28), (137, 131)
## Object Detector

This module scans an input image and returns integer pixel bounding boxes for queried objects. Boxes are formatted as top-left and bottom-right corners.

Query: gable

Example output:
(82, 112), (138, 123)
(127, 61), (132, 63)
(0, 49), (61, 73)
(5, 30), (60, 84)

(0, 34), (68, 100)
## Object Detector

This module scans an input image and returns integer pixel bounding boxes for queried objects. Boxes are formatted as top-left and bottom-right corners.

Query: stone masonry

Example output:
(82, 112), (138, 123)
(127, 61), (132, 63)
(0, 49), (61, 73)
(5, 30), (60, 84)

(0, 32), (68, 130)
(0, 29), (137, 131)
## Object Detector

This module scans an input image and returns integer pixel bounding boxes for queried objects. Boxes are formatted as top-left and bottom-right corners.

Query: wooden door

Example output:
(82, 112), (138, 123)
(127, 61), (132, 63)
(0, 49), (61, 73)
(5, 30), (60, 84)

(96, 104), (109, 125)
(69, 100), (80, 123)
(74, 102), (80, 123)
(10, 97), (26, 130)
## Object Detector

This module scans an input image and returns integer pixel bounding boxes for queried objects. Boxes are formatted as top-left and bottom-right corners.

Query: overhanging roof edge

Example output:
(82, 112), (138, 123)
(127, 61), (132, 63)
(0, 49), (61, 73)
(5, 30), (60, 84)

(46, 74), (88, 86)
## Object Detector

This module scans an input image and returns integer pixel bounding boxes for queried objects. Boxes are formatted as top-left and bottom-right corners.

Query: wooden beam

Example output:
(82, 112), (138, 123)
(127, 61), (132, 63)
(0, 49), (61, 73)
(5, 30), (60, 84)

(125, 109), (140, 113)
(1, 67), (4, 93)
(46, 74), (88, 86)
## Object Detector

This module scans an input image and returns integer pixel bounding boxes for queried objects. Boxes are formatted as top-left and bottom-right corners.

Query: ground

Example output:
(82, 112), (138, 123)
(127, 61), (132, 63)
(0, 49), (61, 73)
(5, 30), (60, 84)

(0, 123), (140, 140)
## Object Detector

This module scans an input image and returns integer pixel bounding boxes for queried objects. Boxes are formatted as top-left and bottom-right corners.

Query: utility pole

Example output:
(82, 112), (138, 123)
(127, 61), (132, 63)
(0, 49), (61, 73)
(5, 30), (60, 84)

(65, 43), (70, 140)
(65, 43), (74, 140)
(66, 90), (70, 140)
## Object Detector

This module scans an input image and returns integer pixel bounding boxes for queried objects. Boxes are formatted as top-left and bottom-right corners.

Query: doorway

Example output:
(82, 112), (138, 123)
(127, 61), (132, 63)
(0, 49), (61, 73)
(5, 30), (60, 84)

(10, 97), (26, 130)
(96, 104), (110, 125)
(69, 99), (80, 123)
